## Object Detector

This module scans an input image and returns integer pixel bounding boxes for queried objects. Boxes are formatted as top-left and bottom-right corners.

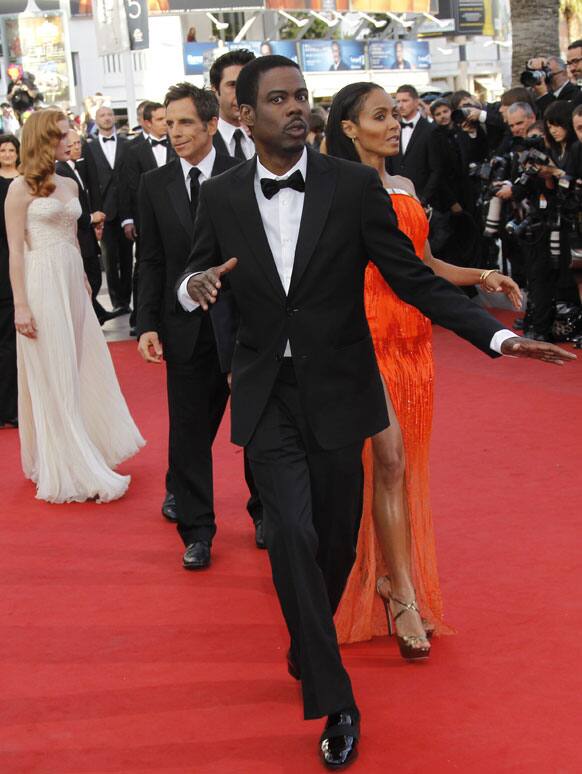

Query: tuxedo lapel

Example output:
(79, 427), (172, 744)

(228, 159), (286, 299)
(403, 118), (427, 159)
(89, 139), (110, 176)
(113, 136), (124, 168)
(288, 149), (337, 295)
(166, 160), (192, 238)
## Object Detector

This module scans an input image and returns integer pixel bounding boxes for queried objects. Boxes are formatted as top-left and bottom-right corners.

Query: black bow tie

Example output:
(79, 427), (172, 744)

(150, 138), (167, 148)
(260, 170), (305, 200)
(102, 136), (115, 143)
(400, 122), (414, 129)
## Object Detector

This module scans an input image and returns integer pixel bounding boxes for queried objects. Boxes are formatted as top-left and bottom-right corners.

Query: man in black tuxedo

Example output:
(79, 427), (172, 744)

(137, 83), (263, 568)
(56, 129), (112, 325)
(209, 49), (256, 161)
(86, 106), (133, 313)
(329, 41), (349, 71)
(177, 56), (575, 767)
(120, 101), (174, 335)
(388, 84), (441, 207)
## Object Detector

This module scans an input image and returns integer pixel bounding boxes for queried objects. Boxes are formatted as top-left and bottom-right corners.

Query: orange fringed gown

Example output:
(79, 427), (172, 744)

(335, 190), (452, 643)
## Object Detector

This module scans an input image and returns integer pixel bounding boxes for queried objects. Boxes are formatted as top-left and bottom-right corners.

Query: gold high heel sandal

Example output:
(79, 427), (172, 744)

(377, 575), (435, 639)
(376, 577), (431, 661)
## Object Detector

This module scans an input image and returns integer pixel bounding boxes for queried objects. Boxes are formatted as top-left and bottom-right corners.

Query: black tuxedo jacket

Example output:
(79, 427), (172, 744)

(387, 117), (441, 205)
(179, 148), (504, 450)
(56, 160), (99, 259)
(85, 135), (129, 221)
(137, 153), (239, 363)
(119, 138), (175, 225)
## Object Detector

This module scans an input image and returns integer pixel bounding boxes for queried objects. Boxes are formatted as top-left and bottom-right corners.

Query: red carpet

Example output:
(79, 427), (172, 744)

(1, 315), (580, 773)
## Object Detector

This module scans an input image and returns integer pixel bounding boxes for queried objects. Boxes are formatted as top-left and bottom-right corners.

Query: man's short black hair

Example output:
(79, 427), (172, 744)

(142, 101), (164, 122)
(209, 49), (256, 92)
(567, 39), (582, 50)
(235, 55), (301, 110)
(430, 98), (451, 115)
(164, 82), (219, 123)
(396, 84), (419, 100)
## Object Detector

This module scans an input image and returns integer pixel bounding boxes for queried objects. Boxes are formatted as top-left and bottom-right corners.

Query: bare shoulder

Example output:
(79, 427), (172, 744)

(5, 175), (32, 204)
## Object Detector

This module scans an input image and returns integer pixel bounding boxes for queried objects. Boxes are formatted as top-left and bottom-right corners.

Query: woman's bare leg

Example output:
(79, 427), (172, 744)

(371, 380), (428, 647)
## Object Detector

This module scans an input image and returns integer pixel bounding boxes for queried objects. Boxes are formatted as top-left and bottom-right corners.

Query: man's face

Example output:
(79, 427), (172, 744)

(395, 44), (404, 63)
(508, 108), (534, 137)
(241, 66), (310, 156)
(68, 130), (82, 161)
(145, 107), (167, 139)
(331, 44), (341, 65)
(95, 107), (114, 132)
(567, 46), (582, 80)
(166, 97), (216, 163)
(432, 105), (451, 127)
(548, 58), (567, 88)
(396, 91), (418, 120)
(215, 64), (244, 124)
(573, 113), (582, 143)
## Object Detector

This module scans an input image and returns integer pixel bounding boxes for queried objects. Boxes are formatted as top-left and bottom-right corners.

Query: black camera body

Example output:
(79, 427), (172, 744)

(519, 59), (552, 88)
(451, 105), (479, 125)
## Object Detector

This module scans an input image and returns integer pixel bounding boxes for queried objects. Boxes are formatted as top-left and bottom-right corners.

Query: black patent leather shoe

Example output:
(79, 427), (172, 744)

(254, 519), (266, 549)
(161, 491), (178, 522)
(320, 709), (360, 769)
(183, 541), (211, 570)
(286, 649), (301, 680)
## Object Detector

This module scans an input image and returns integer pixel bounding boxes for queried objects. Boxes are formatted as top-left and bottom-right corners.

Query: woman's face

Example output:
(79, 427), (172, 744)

(55, 118), (71, 161)
(342, 88), (401, 160)
(0, 142), (17, 167)
(546, 122), (567, 144)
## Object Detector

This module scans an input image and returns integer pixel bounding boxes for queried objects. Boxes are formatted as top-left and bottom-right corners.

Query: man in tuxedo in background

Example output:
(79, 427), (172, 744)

(137, 83), (263, 569)
(56, 129), (113, 325)
(120, 101), (173, 336)
(177, 56), (574, 767)
(130, 100), (150, 143)
(209, 49), (256, 161)
(86, 106), (133, 314)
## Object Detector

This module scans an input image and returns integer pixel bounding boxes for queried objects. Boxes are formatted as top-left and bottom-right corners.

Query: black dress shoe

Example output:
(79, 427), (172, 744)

(112, 305), (131, 317)
(183, 541), (211, 570)
(320, 709), (360, 769)
(161, 491), (178, 522)
(254, 519), (266, 549)
(286, 649), (301, 681)
(97, 310), (118, 325)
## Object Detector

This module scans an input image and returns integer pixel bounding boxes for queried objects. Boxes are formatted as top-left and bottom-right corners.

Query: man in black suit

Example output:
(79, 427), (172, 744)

(567, 40), (582, 109)
(120, 101), (174, 335)
(209, 49), (256, 161)
(86, 106), (133, 313)
(56, 129), (112, 325)
(177, 56), (574, 767)
(329, 41), (349, 71)
(137, 83), (263, 568)
(388, 84), (441, 207)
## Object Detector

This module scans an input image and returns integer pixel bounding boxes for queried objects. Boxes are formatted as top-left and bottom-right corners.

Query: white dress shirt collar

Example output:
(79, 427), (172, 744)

(256, 146), (308, 184)
(179, 145), (216, 186)
(553, 81), (567, 98)
(218, 117), (255, 159)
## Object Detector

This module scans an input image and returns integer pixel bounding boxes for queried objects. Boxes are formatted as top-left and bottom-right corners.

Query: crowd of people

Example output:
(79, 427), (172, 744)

(0, 42), (580, 770)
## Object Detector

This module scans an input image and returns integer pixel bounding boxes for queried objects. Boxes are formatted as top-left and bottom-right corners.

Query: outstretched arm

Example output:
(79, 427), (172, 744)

(6, 181), (36, 338)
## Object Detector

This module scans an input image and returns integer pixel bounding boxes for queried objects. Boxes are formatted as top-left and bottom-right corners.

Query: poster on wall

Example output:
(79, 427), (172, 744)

(368, 40), (430, 71)
(301, 40), (365, 73)
(229, 41), (299, 63)
(183, 42), (215, 75)
(124, 0), (149, 50)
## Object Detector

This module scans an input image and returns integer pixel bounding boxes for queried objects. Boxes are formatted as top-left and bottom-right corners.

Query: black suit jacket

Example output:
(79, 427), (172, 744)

(137, 153), (239, 363)
(178, 148), (504, 450)
(56, 160), (100, 260)
(119, 137), (175, 225)
(85, 135), (129, 221)
(388, 117), (441, 205)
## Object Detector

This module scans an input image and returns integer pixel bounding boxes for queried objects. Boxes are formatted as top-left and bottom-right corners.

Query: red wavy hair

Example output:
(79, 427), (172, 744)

(19, 109), (67, 198)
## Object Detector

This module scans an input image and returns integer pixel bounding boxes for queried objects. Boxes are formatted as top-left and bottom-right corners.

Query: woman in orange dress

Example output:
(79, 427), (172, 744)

(325, 84), (521, 658)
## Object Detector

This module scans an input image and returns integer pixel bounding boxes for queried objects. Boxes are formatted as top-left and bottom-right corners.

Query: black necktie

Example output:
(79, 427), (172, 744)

(102, 136), (115, 143)
(401, 122), (414, 129)
(260, 170), (305, 200)
(150, 138), (167, 148)
(233, 129), (246, 161)
(188, 167), (201, 219)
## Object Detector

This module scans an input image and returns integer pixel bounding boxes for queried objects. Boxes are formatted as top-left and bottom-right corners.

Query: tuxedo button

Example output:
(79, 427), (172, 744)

(286, 307), (298, 317)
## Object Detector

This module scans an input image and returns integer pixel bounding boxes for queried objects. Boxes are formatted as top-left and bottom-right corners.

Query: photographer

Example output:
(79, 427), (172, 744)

(523, 56), (580, 116)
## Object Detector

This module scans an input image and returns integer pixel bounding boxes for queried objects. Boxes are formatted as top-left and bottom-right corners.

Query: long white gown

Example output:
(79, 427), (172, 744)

(16, 195), (145, 503)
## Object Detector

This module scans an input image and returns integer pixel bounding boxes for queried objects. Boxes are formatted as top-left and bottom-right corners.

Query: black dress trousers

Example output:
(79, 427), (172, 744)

(101, 218), (133, 308)
(246, 359), (363, 720)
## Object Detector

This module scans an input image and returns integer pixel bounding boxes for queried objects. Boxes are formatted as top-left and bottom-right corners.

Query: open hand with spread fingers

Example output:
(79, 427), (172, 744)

(186, 257), (238, 311)
(500, 337), (577, 365)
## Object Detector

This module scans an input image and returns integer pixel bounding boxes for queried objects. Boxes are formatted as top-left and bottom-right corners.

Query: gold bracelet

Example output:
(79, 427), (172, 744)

(479, 269), (498, 286)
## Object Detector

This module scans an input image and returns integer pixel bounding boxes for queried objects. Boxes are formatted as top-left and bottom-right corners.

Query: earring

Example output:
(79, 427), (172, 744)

(351, 136), (358, 144)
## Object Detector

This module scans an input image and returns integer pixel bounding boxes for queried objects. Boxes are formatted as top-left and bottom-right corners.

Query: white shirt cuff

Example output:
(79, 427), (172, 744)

(479, 110), (487, 123)
(121, 219), (134, 228)
(178, 273), (200, 312)
(490, 329), (517, 354)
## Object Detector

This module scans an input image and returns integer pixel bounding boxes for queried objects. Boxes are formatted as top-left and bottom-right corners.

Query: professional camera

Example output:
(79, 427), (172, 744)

(505, 214), (542, 238)
(470, 156), (515, 236)
(519, 58), (552, 87)
(451, 105), (480, 125)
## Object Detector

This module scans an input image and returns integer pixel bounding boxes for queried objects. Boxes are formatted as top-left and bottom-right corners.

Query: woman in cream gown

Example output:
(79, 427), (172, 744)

(7, 109), (144, 503)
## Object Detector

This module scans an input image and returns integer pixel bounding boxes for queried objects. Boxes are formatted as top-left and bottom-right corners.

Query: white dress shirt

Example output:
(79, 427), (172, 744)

(67, 159), (84, 190)
(179, 145), (216, 197)
(217, 117), (255, 160)
(400, 111), (421, 155)
(98, 132), (117, 168)
(178, 146), (514, 356)
(149, 134), (169, 168)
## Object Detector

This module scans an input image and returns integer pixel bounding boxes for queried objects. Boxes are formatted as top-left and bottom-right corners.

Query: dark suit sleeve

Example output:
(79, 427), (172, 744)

(360, 169), (504, 356)
(136, 176), (165, 336)
(118, 148), (140, 223)
(177, 184), (239, 371)
(82, 142), (103, 212)
(421, 127), (444, 206)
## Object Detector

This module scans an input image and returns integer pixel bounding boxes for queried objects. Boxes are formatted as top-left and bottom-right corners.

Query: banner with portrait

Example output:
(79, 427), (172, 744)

(229, 41), (299, 63)
(301, 40), (365, 73)
(368, 40), (430, 71)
